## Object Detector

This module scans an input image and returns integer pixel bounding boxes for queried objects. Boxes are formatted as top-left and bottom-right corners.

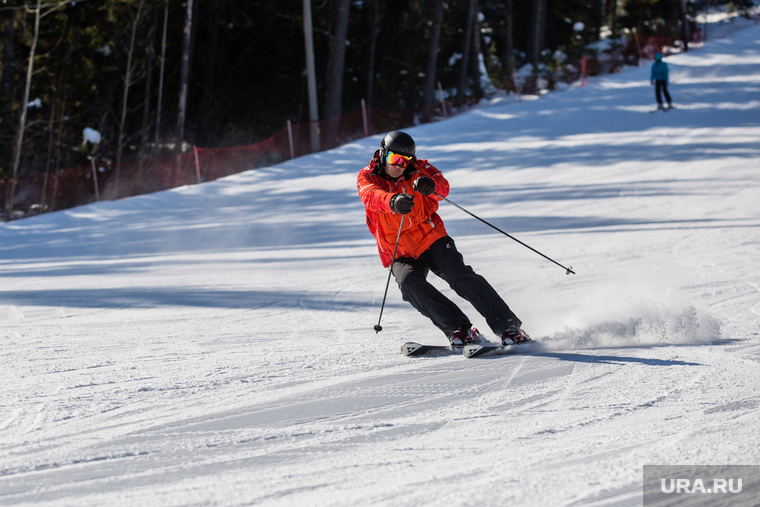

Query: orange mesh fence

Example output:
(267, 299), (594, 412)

(2, 102), (449, 219)
(629, 34), (684, 61)
(3, 31), (701, 220)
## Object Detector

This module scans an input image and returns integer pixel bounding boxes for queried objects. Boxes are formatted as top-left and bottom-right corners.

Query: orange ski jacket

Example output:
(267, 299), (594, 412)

(357, 151), (450, 267)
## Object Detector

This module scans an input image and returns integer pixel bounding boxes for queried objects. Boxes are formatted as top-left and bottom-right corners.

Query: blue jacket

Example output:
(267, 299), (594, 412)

(651, 60), (669, 83)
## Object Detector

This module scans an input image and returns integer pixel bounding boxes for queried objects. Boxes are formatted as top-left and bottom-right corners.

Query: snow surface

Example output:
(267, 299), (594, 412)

(2, 22), (760, 507)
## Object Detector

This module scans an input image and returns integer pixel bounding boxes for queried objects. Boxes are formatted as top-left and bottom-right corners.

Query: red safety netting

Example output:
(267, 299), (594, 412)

(630, 34), (683, 60)
(2, 103), (445, 219)
(6, 31), (690, 221)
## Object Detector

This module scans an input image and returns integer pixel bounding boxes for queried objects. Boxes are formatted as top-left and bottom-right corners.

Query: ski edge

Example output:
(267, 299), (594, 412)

(462, 340), (539, 358)
(402, 340), (539, 358)
(400, 342), (461, 357)
(462, 344), (505, 358)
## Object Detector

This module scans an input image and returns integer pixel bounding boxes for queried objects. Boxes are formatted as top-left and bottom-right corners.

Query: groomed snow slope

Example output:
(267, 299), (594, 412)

(1, 22), (759, 507)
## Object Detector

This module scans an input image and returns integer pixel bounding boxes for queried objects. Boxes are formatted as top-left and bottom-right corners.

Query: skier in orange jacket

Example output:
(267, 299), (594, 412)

(357, 131), (529, 346)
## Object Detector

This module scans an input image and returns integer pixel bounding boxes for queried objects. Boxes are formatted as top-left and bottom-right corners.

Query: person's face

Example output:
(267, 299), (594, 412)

(386, 151), (411, 178)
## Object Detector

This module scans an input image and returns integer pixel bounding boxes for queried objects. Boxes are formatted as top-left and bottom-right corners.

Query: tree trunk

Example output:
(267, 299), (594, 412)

(114, 0), (145, 198)
(593, 0), (603, 40)
(606, 0), (618, 33)
(504, 0), (514, 90)
(176, 0), (194, 152)
(200, 0), (219, 145)
(137, 4), (158, 183)
(5, 0), (41, 221)
(323, 0), (351, 121)
(50, 92), (66, 212)
(702, 0), (712, 42)
(155, 0), (169, 150)
(457, 0), (477, 104)
(41, 87), (57, 213)
(679, 0), (691, 52)
(422, 0), (444, 122)
(41, 53), (68, 213)
(365, 0), (380, 108)
(529, 0), (547, 71)
(470, 0), (482, 101)
(1, 11), (16, 166)
(141, 3), (158, 157)
(302, 0), (320, 152)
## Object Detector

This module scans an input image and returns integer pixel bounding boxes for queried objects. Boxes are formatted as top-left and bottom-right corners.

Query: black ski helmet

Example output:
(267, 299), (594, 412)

(380, 131), (416, 161)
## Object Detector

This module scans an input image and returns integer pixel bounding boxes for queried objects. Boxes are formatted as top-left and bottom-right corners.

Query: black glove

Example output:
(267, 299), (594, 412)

(389, 193), (415, 215)
(413, 176), (436, 196)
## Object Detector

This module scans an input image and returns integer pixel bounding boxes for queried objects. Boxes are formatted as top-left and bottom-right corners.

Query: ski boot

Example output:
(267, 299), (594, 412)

(501, 326), (531, 346)
(450, 327), (484, 347)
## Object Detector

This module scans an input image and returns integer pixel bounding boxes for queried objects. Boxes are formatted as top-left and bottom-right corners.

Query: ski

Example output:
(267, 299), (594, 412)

(401, 342), (462, 357)
(462, 340), (540, 358)
(401, 340), (540, 358)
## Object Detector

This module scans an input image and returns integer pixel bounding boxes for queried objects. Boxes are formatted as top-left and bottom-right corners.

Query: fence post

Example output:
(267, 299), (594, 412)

(88, 156), (100, 202)
(361, 98), (369, 137)
(580, 57), (587, 87)
(193, 146), (202, 183)
(287, 120), (295, 159)
(437, 82), (448, 118)
(634, 33), (644, 64)
(510, 72), (522, 101)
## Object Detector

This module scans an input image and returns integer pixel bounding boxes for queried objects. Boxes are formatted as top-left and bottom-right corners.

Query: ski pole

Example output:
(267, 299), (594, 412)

(374, 215), (405, 333)
(434, 192), (575, 275)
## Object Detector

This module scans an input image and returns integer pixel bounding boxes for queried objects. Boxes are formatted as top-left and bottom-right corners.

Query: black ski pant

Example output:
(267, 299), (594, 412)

(655, 80), (672, 106)
(391, 236), (521, 338)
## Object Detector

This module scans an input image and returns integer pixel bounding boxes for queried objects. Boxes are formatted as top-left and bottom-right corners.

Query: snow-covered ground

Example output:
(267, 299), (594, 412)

(2, 21), (760, 507)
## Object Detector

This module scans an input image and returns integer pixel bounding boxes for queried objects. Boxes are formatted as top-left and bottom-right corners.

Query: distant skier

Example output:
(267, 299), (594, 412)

(651, 52), (673, 110)
(357, 130), (530, 346)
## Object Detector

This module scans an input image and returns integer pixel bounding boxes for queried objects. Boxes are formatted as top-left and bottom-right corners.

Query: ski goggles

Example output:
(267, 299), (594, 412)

(387, 151), (412, 166)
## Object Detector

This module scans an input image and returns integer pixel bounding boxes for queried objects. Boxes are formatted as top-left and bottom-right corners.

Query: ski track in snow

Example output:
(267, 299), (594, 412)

(2, 19), (760, 507)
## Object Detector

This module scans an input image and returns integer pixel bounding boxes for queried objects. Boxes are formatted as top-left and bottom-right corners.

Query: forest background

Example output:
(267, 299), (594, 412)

(0, 0), (756, 220)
